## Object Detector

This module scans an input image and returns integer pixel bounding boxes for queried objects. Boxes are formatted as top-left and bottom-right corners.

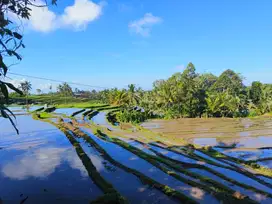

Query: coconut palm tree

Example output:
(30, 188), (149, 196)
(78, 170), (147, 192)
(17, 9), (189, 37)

(113, 90), (127, 106)
(153, 80), (175, 110)
(126, 84), (140, 107)
(19, 81), (32, 105)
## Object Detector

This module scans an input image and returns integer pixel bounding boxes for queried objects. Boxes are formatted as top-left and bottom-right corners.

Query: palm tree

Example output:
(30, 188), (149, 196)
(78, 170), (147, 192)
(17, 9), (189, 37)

(206, 91), (239, 117)
(126, 84), (140, 107)
(19, 81), (32, 105)
(154, 81), (175, 110)
(206, 93), (222, 117)
(57, 82), (73, 104)
(113, 90), (127, 106)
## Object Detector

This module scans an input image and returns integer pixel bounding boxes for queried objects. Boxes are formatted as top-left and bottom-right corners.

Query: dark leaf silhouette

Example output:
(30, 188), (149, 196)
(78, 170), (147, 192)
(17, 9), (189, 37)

(13, 32), (23, 40)
(4, 82), (24, 95)
(0, 83), (8, 100)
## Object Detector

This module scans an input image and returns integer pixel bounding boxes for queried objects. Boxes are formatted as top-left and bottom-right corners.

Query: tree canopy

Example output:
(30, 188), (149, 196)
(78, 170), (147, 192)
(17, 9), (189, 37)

(57, 82), (73, 96)
(93, 63), (272, 120)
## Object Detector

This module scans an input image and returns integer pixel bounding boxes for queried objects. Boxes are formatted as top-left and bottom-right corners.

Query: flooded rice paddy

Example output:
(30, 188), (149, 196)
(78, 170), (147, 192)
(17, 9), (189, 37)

(142, 118), (272, 143)
(1, 107), (272, 203)
(143, 118), (272, 165)
(0, 114), (102, 203)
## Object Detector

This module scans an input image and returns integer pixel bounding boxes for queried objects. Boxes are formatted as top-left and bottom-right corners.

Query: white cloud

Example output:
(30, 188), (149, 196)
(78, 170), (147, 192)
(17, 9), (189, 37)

(28, 1), (57, 32)
(61, 0), (103, 30)
(129, 13), (162, 37)
(9, 0), (103, 33)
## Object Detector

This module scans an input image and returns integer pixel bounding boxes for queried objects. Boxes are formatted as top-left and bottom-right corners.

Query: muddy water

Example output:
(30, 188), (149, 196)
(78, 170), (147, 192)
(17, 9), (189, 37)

(0, 116), (102, 203)
(192, 136), (272, 148)
(81, 128), (219, 204)
(142, 118), (272, 141)
(142, 118), (272, 166)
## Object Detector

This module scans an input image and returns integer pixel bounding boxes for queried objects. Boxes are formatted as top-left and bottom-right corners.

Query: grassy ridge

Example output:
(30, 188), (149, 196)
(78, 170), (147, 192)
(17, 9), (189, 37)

(10, 95), (105, 108)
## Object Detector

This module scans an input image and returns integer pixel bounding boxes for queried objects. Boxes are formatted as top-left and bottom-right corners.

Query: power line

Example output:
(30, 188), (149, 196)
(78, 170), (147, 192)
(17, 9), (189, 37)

(8, 72), (110, 89)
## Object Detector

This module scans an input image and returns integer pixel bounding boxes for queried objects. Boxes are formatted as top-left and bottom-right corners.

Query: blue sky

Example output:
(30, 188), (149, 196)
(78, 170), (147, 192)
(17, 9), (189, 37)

(7, 0), (272, 92)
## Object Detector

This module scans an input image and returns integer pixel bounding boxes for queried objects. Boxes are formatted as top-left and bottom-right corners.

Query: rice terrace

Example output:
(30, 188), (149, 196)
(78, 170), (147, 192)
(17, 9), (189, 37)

(0, 0), (272, 203)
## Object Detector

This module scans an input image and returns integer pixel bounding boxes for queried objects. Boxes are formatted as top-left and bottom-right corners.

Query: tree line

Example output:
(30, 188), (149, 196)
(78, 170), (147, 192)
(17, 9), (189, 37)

(10, 63), (272, 120)
(98, 63), (272, 119)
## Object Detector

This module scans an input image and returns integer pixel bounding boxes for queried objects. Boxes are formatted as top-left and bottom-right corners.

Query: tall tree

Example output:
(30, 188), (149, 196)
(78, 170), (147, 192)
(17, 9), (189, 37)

(19, 81), (32, 95)
(153, 79), (175, 110)
(197, 73), (218, 90)
(126, 84), (140, 107)
(212, 69), (244, 96)
(57, 82), (73, 97)
(249, 81), (262, 105)
(19, 81), (32, 105)
(180, 62), (198, 117)
(57, 82), (73, 104)
(113, 89), (127, 106)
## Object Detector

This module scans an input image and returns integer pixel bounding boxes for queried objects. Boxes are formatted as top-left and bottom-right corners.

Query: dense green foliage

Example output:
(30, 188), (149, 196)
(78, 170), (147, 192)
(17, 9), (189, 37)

(116, 109), (156, 124)
(57, 82), (73, 96)
(100, 63), (272, 120)
(9, 63), (272, 123)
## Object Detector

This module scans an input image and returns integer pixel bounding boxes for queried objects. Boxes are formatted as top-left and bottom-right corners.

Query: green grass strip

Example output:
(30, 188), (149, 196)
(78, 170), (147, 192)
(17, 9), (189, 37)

(71, 109), (86, 117)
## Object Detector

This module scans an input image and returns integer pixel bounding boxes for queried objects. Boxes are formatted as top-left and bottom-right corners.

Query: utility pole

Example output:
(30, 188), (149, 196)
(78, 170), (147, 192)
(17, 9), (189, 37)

(49, 85), (53, 105)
